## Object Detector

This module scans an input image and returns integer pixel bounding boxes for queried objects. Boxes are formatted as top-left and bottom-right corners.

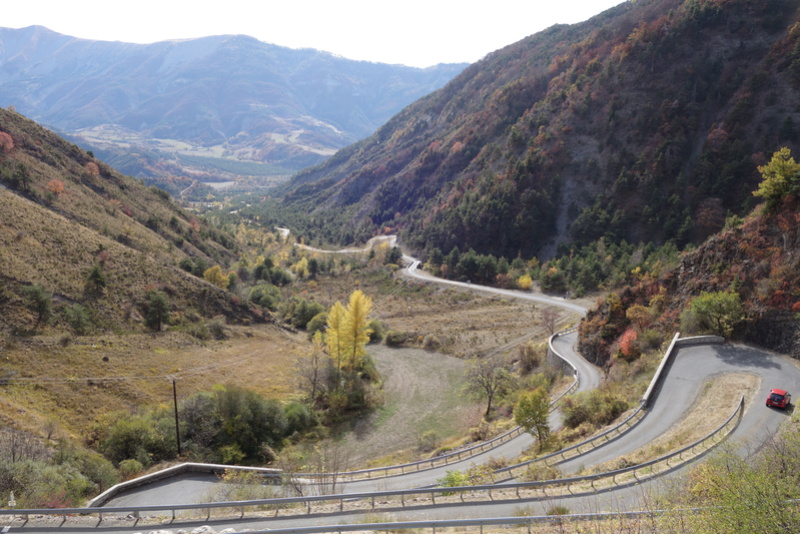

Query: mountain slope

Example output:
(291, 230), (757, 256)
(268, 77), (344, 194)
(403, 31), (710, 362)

(276, 0), (800, 259)
(0, 26), (466, 191)
(0, 108), (263, 333)
(578, 178), (800, 366)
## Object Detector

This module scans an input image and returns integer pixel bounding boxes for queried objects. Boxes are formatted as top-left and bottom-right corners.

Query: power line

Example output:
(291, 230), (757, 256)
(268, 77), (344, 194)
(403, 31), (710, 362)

(2, 350), (266, 385)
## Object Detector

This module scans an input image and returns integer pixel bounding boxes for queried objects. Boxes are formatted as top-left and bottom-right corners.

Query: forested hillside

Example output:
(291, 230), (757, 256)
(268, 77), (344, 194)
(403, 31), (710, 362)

(579, 147), (800, 366)
(275, 0), (800, 260)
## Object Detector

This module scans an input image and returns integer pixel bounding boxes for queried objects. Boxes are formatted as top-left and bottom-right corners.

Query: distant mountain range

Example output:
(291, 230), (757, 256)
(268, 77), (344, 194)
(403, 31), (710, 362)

(275, 0), (800, 259)
(0, 26), (466, 194)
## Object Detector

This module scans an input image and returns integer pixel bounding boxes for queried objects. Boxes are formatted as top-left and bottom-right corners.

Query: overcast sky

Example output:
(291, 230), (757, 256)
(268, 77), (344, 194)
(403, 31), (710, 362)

(4, 1), (626, 68)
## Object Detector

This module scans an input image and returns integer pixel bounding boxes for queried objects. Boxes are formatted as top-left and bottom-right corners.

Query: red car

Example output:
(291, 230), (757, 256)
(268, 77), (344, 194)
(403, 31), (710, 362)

(766, 388), (791, 409)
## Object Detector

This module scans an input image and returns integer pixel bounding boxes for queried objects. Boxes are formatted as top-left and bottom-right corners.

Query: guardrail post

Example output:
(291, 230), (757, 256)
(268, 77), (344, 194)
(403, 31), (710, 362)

(340, 498), (344, 512)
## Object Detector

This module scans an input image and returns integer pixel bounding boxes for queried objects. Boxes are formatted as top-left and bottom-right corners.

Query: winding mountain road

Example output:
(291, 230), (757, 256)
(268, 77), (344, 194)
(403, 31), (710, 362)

(19, 238), (798, 534)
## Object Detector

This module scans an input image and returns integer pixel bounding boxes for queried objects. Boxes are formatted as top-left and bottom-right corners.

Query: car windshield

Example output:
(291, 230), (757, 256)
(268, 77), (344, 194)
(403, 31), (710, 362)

(770, 393), (784, 402)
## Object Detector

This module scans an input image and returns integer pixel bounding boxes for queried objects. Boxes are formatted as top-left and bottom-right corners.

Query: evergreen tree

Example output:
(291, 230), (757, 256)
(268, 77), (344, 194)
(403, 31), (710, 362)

(22, 284), (51, 329)
(144, 290), (170, 331)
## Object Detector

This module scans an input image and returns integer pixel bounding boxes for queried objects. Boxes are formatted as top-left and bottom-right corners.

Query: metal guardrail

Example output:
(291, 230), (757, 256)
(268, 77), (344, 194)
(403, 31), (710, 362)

(496, 402), (646, 478)
(0, 395), (743, 527)
(302, 328), (584, 484)
(166, 507), (721, 534)
(498, 332), (721, 478)
(302, 426), (528, 483)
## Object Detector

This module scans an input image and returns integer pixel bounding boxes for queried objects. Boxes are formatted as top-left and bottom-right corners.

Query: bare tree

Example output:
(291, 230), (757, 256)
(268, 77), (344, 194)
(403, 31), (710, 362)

(540, 307), (560, 336)
(464, 356), (514, 419)
(0, 428), (47, 463)
(294, 333), (329, 407)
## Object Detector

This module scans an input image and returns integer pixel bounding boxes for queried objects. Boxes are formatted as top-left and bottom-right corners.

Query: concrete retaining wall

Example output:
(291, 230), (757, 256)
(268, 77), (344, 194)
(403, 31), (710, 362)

(88, 462), (281, 508)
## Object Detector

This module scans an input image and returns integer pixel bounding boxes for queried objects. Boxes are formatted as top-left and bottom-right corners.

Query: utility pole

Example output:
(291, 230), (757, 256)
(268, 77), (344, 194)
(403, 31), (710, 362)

(170, 376), (182, 457)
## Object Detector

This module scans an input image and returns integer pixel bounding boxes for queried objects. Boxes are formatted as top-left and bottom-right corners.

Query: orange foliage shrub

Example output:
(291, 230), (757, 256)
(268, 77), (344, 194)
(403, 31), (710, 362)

(85, 161), (100, 176)
(0, 131), (13, 153)
(47, 179), (65, 196)
(617, 328), (641, 362)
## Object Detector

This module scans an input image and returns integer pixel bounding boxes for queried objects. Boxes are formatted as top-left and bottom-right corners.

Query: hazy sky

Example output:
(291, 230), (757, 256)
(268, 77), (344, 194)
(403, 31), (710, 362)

(4, 1), (625, 68)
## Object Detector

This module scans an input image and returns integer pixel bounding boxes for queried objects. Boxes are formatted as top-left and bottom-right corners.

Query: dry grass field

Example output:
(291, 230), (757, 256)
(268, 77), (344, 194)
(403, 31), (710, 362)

(0, 324), (307, 440)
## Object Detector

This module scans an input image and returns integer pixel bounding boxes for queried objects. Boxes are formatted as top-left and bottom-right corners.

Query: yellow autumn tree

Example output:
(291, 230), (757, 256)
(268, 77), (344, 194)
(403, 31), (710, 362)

(291, 256), (309, 278)
(325, 301), (347, 373)
(324, 290), (373, 374)
(517, 273), (533, 290)
(342, 290), (373, 371)
(204, 265), (229, 289)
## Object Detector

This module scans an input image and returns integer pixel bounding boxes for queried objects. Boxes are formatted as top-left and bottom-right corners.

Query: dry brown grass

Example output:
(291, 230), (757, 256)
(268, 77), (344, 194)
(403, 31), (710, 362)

(0, 324), (307, 440)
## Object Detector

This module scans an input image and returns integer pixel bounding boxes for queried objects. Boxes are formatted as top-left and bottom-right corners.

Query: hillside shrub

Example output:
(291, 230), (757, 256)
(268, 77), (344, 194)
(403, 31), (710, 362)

(0, 460), (95, 508)
(384, 330), (407, 347)
(422, 333), (441, 351)
(284, 401), (318, 437)
(306, 312), (328, 337)
(52, 443), (119, 493)
(100, 412), (175, 466)
(561, 389), (629, 429)
(280, 297), (325, 329)
(118, 459), (144, 480)
(63, 304), (91, 335)
(367, 319), (385, 343)
(249, 283), (282, 311)
(437, 469), (470, 493)
(207, 318), (227, 340)
(680, 290), (744, 337)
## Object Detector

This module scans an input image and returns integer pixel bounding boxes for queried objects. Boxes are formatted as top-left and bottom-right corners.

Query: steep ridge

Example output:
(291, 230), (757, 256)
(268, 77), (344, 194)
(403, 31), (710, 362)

(0, 107), (263, 333)
(277, 0), (800, 258)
